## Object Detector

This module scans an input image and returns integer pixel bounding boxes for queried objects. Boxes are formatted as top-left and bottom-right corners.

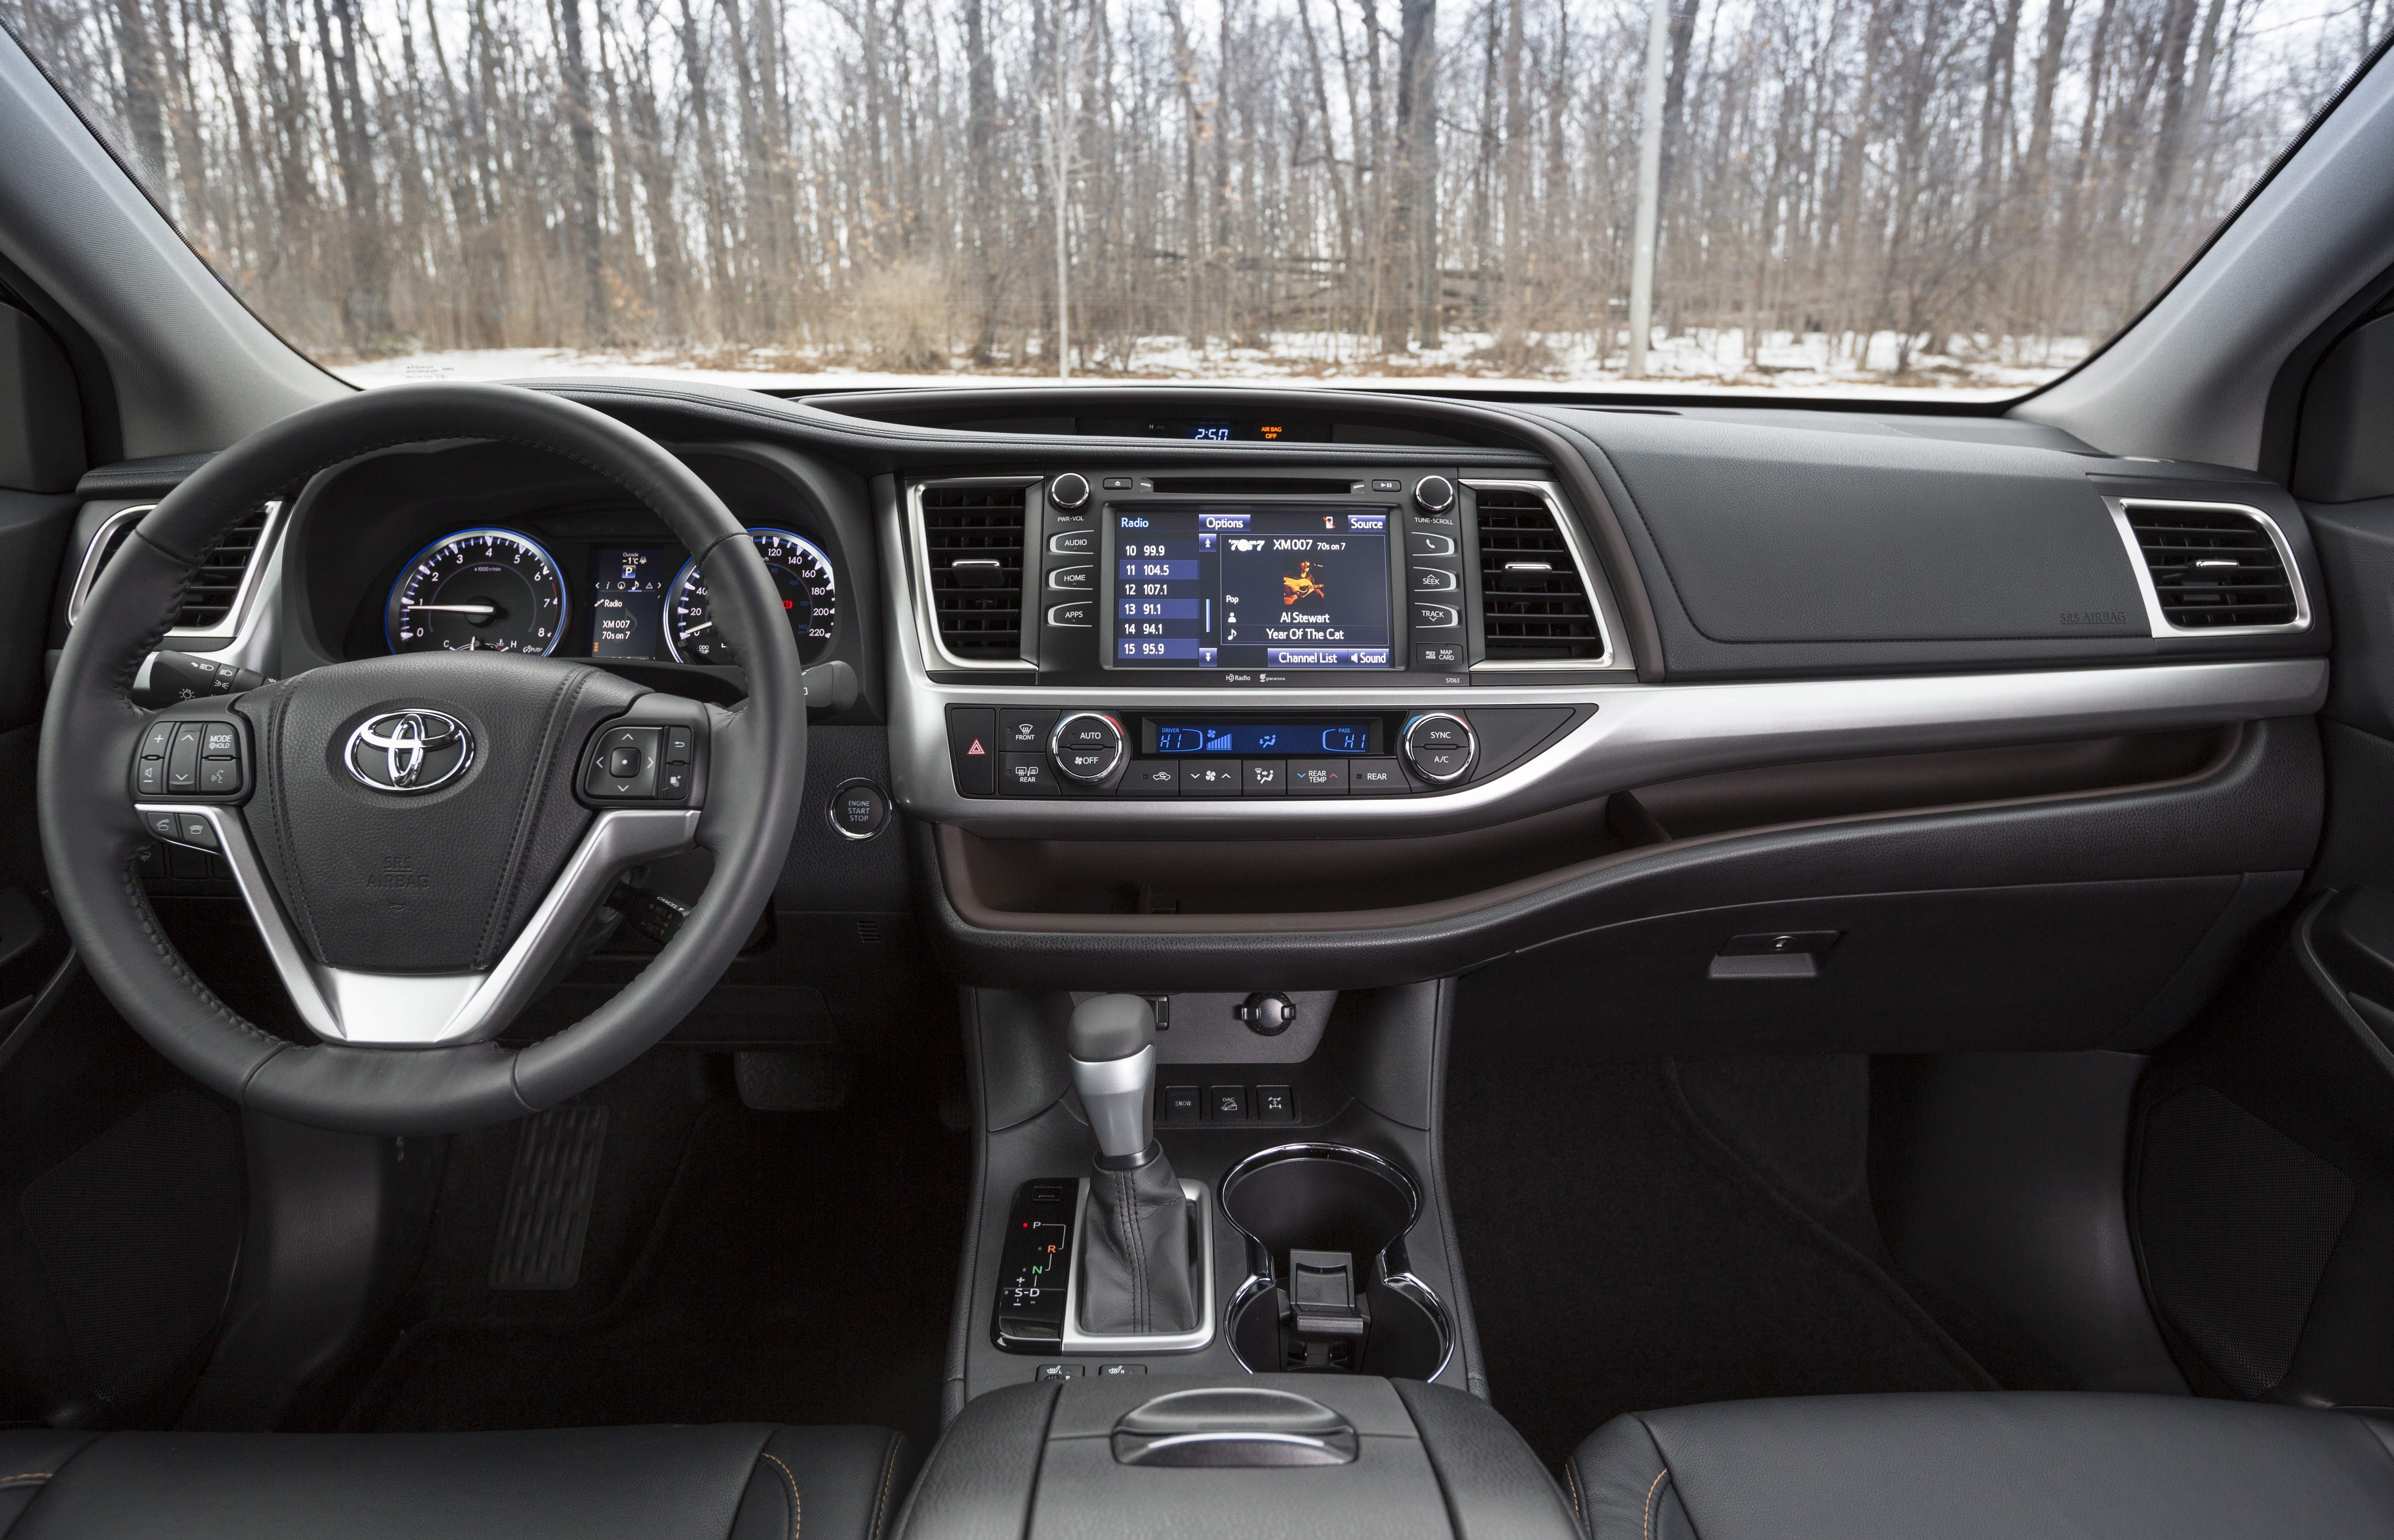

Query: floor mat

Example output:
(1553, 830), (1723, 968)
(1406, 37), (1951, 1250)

(345, 1063), (967, 1451)
(1445, 1052), (1992, 1470)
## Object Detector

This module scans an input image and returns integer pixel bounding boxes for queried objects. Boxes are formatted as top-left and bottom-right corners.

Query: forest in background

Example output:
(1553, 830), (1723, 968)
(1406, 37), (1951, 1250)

(0, 0), (2386, 385)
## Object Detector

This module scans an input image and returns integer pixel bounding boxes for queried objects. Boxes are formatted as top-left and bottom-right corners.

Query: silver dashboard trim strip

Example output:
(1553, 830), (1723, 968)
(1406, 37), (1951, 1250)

(1462, 478), (1617, 671)
(2104, 497), (2313, 638)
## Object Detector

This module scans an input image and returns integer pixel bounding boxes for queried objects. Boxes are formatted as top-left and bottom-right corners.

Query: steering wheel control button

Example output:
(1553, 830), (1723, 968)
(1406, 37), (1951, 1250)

(1403, 712), (1478, 785)
(1414, 475), (1458, 512)
(1287, 761), (1350, 795)
(200, 723), (239, 758)
(199, 758), (241, 794)
(175, 813), (218, 850)
(135, 755), (166, 795)
(166, 724), (204, 792)
(584, 726), (661, 800)
(664, 727), (695, 764)
(829, 780), (892, 840)
(1049, 473), (1092, 510)
(140, 720), (177, 760)
(1049, 712), (1126, 784)
(142, 810), (179, 839)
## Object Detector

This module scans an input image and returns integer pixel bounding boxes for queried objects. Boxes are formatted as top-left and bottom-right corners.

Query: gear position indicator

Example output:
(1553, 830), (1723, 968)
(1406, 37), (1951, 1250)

(992, 1180), (1079, 1351)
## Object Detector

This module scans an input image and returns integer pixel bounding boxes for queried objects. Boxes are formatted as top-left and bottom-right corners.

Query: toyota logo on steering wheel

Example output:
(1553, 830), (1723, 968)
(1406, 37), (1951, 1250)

(346, 709), (473, 793)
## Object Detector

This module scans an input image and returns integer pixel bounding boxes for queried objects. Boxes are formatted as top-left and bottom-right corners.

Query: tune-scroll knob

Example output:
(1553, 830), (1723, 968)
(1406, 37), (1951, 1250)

(1050, 711), (1127, 784)
(1413, 475), (1457, 512)
(1049, 473), (1092, 510)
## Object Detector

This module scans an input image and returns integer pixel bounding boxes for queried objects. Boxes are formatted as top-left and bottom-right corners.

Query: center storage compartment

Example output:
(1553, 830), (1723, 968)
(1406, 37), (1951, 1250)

(1220, 1146), (1451, 1378)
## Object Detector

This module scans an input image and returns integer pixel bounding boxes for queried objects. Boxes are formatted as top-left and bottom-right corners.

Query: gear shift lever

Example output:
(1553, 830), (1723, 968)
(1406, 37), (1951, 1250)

(1070, 994), (1159, 1166)
(1068, 995), (1200, 1336)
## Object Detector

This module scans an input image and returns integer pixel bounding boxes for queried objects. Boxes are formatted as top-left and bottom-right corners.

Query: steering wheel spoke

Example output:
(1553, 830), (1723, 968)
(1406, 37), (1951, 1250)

(138, 800), (698, 1044)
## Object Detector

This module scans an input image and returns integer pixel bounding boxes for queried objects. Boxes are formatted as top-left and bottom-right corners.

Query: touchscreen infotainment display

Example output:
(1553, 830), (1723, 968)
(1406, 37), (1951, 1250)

(1109, 502), (1397, 669)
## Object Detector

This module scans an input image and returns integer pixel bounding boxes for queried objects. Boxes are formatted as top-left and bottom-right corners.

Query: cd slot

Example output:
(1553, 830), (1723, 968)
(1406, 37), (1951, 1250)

(1145, 477), (1362, 496)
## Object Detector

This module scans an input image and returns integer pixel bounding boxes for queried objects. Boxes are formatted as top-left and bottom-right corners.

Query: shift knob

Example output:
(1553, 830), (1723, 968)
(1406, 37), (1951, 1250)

(1070, 995), (1157, 1164)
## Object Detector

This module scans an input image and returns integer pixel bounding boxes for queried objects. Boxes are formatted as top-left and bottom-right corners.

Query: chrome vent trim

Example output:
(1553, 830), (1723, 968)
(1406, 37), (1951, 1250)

(67, 499), (286, 639)
(2107, 497), (2311, 638)
(908, 478), (1036, 671)
(1464, 479), (1614, 669)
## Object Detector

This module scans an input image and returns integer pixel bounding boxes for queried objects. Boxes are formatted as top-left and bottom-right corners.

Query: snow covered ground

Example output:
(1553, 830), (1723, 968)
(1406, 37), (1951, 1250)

(330, 329), (2089, 400)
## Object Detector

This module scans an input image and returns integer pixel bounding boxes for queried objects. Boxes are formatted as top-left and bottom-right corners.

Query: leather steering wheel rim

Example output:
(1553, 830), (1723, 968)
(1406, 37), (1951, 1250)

(36, 383), (807, 1134)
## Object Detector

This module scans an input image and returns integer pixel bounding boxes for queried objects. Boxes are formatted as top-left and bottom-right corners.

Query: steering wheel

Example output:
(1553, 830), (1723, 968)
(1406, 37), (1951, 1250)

(36, 384), (806, 1134)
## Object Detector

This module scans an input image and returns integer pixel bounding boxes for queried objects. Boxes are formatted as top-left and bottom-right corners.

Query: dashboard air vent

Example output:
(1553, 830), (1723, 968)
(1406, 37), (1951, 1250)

(1472, 486), (1604, 661)
(919, 483), (1028, 660)
(176, 505), (273, 629)
(2122, 504), (2299, 630)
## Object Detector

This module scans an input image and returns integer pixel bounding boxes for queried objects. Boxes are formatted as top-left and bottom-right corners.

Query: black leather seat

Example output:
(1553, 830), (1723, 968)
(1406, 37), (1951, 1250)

(1566, 1393), (2394, 1540)
(0, 1422), (912, 1540)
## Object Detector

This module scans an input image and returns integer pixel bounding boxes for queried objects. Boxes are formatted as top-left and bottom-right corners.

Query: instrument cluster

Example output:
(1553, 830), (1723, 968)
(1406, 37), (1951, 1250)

(380, 523), (840, 667)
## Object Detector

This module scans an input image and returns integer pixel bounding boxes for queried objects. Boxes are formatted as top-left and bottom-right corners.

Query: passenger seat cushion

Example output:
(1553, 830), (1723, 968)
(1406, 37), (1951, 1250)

(0, 1423), (913, 1540)
(1566, 1393), (2394, 1540)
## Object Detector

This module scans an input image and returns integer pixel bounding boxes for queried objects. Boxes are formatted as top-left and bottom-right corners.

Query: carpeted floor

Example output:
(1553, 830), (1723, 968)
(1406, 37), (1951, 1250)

(1445, 1049), (1995, 1470)
(343, 1053), (967, 1452)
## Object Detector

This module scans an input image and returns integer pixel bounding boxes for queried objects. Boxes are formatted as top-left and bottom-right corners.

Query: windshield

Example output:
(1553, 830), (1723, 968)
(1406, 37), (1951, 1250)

(0, 0), (2384, 397)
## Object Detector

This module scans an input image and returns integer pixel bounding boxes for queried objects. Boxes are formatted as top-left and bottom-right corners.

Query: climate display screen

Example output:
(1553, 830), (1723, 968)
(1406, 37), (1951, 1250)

(1146, 720), (1377, 756)
(1109, 502), (1397, 669)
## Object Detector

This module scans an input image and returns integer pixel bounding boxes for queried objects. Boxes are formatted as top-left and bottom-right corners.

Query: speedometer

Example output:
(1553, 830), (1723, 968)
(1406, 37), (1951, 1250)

(385, 529), (568, 655)
(665, 529), (837, 664)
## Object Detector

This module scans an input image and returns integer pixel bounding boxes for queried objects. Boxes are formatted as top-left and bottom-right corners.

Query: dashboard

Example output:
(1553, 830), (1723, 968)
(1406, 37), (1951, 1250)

(53, 383), (2334, 997)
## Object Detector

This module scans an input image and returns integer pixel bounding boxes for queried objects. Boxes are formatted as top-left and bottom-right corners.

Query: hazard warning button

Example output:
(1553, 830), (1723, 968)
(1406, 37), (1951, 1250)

(947, 706), (996, 796)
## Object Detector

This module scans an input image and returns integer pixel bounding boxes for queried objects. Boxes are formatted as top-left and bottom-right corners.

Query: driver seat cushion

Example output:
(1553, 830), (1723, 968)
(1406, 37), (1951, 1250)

(0, 1422), (912, 1540)
(1565, 1392), (2394, 1540)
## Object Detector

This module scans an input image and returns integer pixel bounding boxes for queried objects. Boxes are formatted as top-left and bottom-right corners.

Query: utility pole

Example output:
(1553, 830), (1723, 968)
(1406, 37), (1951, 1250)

(1626, 0), (1669, 379)
(1054, 4), (1074, 382)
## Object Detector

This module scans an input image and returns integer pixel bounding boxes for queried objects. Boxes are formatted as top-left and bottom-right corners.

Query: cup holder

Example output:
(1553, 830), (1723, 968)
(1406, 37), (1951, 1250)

(1219, 1144), (1453, 1379)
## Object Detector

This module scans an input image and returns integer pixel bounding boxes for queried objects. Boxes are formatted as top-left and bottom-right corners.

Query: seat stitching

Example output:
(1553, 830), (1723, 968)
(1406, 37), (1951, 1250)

(1643, 1469), (1666, 1540)
(758, 1452), (801, 1540)
(0, 1474), (51, 1486)
(866, 1434), (903, 1540)
(1561, 1457), (1583, 1518)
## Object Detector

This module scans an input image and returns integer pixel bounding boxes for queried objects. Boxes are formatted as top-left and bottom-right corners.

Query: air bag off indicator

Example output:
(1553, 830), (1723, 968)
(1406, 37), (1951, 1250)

(992, 1179), (1078, 1351)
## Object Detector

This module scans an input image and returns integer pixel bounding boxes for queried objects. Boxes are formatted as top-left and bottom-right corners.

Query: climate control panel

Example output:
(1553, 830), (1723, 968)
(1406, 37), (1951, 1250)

(943, 705), (1581, 800)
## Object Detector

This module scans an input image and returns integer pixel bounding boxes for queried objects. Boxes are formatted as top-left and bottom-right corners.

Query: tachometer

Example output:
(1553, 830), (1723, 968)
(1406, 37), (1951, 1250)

(665, 529), (837, 664)
(385, 529), (568, 655)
